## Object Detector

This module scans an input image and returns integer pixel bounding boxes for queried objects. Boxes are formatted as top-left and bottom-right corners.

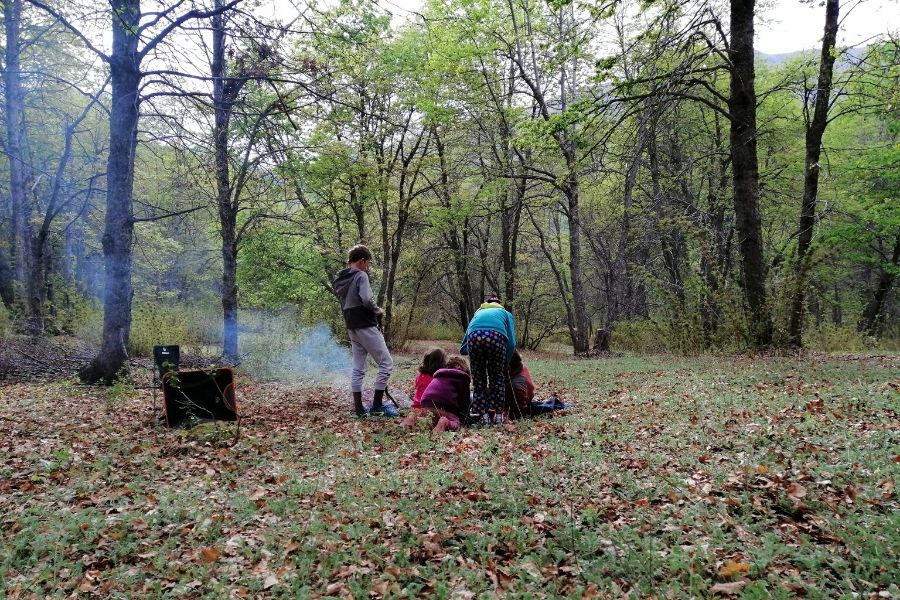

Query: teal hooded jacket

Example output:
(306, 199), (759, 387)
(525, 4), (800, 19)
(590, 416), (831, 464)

(460, 302), (516, 363)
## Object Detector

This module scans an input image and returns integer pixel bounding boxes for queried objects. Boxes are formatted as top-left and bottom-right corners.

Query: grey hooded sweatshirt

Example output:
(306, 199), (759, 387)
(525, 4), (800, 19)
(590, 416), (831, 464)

(333, 267), (382, 329)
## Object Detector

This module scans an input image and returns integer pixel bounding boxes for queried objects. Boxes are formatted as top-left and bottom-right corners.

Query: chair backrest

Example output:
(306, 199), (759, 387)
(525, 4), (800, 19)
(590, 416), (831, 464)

(153, 345), (180, 377)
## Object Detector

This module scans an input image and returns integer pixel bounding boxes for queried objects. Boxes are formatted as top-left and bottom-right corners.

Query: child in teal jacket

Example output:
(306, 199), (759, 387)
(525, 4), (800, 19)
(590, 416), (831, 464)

(460, 294), (515, 423)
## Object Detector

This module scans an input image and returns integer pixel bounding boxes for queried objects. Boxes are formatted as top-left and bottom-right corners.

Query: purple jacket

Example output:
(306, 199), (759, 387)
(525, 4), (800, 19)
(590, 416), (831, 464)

(420, 368), (471, 419)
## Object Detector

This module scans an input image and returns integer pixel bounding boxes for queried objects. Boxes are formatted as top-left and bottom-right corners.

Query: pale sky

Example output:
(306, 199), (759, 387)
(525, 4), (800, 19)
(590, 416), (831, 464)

(261, 0), (899, 54)
(756, 0), (899, 53)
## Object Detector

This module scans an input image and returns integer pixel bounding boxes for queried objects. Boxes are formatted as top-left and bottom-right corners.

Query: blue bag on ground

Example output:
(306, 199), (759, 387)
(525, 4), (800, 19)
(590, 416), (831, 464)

(530, 395), (569, 415)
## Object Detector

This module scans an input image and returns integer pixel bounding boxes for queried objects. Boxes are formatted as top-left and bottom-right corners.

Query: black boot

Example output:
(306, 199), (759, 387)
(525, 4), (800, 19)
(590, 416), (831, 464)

(353, 391), (365, 416)
(369, 389), (398, 417)
(371, 389), (384, 411)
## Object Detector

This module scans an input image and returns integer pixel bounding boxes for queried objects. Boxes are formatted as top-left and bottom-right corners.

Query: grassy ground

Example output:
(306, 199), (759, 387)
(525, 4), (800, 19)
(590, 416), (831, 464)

(1, 353), (898, 598)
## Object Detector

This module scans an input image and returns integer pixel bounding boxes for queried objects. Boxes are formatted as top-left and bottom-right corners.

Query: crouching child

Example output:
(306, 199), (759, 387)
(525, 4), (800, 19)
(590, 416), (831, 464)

(418, 356), (471, 435)
(402, 348), (447, 429)
(506, 350), (535, 419)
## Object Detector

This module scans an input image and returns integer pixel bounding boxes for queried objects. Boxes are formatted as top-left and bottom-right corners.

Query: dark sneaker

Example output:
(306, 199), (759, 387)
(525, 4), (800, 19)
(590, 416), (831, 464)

(368, 404), (398, 417)
(354, 407), (369, 417)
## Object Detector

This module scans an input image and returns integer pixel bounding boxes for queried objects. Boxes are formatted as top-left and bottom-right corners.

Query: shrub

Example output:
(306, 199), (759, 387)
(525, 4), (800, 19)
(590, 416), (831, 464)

(129, 301), (220, 356)
(396, 301), (463, 345)
(55, 294), (103, 344)
(804, 324), (874, 353)
(0, 302), (9, 341)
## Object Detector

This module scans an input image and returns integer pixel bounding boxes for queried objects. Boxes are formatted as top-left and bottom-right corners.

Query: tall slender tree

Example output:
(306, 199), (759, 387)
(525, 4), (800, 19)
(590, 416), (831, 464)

(4, 0), (34, 317)
(787, 0), (840, 347)
(728, 0), (772, 348)
(210, 1), (276, 362)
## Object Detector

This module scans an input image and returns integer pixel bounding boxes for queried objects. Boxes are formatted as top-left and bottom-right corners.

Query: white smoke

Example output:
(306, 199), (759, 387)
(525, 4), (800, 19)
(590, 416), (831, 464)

(238, 310), (350, 386)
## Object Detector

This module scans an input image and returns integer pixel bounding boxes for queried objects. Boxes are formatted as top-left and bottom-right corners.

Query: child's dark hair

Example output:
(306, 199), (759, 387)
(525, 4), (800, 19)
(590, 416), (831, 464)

(419, 348), (447, 375)
(445, 355), (470, 374)
(509, 350), (523, 371)
(347, 244), (372, 263)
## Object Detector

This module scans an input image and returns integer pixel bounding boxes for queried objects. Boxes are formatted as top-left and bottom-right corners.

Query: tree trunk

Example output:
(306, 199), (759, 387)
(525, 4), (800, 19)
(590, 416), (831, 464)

(0, 245), (13, 307)
(453, 225), (474, 327)
(832, 282), (842, 325)
(500, 165), (524, 311)
(435, 128), (474, 327)
(645, 123), (687, 308)
(530, 207), (578, 346)
(788, 0), (840, 348)
(221, 233), (239, 361)
(565, 174), (589, 352)
(29, 111), (83, 332)
(608, 124), (643, 327)
(594, 328), (610, 352)
(348, 179), (365, 243)
(499, 59), (523, 311)
(4, 0), (34, 317)
(30, 228), (48, 331)
(698, 109), (731, 343)
(79, 0), (140, 383)
(382, 166), (414, 342)
(506, 0), (586, 352)
(858, 233), (900, 336)
(377, 187), (390, 306)
(728, 0), (772, 348)
(212, 4), (240, 363)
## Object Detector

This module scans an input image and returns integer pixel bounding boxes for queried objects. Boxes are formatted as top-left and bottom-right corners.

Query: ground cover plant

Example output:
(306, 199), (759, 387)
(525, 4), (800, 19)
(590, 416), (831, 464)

(1, 352), (897, 598)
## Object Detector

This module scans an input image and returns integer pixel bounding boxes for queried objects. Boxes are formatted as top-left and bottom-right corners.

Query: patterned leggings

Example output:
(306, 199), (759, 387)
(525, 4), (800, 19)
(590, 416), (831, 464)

(468, 329), (508, 415)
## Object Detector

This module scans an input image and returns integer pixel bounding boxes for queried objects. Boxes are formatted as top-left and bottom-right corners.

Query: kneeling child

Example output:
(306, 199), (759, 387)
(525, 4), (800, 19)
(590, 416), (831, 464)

(419, 356), (471, 434)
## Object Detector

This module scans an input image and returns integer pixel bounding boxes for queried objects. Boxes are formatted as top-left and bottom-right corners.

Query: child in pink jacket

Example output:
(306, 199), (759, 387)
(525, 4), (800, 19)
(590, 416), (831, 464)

(419, 356), (472, 434)
(401, 348), (446, 428)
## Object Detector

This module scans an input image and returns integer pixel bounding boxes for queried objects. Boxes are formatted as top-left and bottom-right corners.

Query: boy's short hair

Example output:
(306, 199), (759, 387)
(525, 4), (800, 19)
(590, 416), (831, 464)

(347, 245), (372, 264)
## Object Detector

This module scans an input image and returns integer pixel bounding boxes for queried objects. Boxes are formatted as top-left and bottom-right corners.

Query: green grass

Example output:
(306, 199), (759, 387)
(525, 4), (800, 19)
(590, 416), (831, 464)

(1, 353), (898, 598)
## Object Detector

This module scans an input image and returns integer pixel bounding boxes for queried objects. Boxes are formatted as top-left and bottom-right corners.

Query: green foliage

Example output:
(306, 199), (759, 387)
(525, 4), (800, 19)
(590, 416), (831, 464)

(61, 297), (103, 346)
(50, 290), (103, 342)
(401, 317), (464, 342)
(128, 302), (221, 357)
(102, 377), (135, 412)
(11, 0), (897, 360)
(612, 316), (703, 354)
(802, 324), (881, 353)
(0, 303), (9, 342)
(230, 311), (352, 383)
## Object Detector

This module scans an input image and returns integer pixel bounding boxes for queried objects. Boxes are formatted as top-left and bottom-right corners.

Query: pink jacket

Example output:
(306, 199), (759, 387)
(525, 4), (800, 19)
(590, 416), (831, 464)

(412, 372), (434, 408)
(420, 368), (471, 419)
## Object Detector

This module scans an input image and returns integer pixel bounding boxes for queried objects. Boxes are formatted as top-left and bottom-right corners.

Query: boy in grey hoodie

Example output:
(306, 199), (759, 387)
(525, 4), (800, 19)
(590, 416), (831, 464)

(333, 245), (395, 416)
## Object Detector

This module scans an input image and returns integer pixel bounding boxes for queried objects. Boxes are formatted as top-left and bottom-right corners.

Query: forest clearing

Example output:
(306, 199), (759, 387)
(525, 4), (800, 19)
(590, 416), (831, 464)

(2, 0), (899, 596)
(1, 349), (897, 598)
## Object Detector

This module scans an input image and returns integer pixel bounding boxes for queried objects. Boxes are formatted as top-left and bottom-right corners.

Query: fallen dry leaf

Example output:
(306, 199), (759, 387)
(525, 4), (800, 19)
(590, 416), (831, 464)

(711, 580), (748, 595)
(372, 579), (392, 596)
(325, 581), (348, 595)
(718, 560), (750, 579)
(199, 547), (221, 563)
(262, 573), (278, 589)
(787, 483), (807, 499)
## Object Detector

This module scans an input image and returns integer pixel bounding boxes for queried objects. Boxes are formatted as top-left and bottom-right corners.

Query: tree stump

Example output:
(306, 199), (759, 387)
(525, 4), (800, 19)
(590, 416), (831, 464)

(594, 329), (610, 352)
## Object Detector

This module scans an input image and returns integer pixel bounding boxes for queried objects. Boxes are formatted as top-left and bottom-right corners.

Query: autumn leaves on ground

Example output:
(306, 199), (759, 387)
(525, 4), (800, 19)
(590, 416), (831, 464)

(1, 352), (897, 598)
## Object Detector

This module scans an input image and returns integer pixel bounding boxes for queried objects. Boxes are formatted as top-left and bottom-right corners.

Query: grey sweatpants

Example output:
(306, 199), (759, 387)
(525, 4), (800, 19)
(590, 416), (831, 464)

(348, 326), (393, 392)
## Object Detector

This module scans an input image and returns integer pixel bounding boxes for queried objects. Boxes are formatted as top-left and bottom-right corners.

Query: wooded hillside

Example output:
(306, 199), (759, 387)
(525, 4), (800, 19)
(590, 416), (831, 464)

(2, 0), (897, 377)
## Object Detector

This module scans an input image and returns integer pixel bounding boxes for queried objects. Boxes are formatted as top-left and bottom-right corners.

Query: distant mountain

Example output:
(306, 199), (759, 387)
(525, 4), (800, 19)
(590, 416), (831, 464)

(759, 50), (807, 64)
(759, 46), (868, 65)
